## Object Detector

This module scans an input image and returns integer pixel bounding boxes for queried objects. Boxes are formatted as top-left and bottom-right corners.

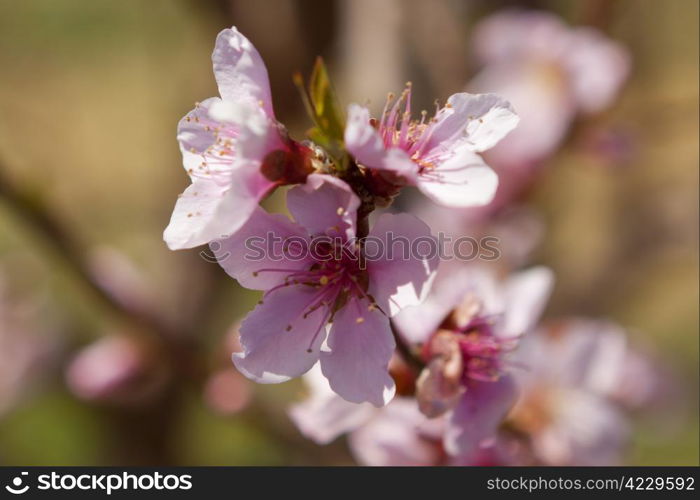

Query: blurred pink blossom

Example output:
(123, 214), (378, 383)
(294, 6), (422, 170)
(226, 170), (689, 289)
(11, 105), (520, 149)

(501, 319), (641, 465)
(466, 10), (631, 213)
(470, 9), (631, 168)
(65, 334), (168, 405)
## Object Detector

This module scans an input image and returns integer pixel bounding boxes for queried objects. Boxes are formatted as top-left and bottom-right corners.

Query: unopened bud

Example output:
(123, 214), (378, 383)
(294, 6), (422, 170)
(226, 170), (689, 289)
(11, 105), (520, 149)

(65, 335), (168, 405)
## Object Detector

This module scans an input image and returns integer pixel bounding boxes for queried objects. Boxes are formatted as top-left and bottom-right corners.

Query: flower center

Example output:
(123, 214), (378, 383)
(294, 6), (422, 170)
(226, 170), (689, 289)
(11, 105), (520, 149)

(425, 297), (515, 385)
(375, 83), (444, 170)
(456, 316), (511, 383)
(251, 239), (380, 352)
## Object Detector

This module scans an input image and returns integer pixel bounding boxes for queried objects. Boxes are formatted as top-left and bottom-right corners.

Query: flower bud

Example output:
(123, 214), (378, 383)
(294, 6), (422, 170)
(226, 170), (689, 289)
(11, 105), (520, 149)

(65, 335), (168, 405)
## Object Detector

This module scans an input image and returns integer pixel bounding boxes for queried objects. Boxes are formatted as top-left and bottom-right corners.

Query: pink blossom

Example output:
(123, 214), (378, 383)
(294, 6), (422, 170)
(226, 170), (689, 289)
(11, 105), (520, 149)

(344, 86), (518, 207)
(212, 174), (438, 406)
(164, 27), (308, 250)
(469, 9), (631, 167)
(65, 334), (168, 405)
(504, 319), (636, 465)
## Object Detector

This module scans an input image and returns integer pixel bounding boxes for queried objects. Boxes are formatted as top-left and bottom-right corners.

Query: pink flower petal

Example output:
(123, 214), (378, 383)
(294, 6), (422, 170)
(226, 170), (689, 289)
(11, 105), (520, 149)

(177, 97), (224, 154)
(166, 99), (280, 250)
(287, 174), (360, 239)
(212, 27), (274, 116)
(426, 93), (519, 154)
(345, 104), (418, 180)
(320, 299), (395, 407)
(472, 9), (569, 64)
(393, 263), (479, 344)
(366, 213), (439, 316)
(233, 285), (328, 383)
(289, 364), (376, 444)
(500, 266), (554, 338)
(444, 375), (517, 457)
(417, 147), (498, 207)
(534, 389), (628, 465)
(470, 63), (574, 166)
(564, 27), (630, 113)
(210, 207), (313, 291)
(163, 151), (274, 250)
(348, 398), (442, 466)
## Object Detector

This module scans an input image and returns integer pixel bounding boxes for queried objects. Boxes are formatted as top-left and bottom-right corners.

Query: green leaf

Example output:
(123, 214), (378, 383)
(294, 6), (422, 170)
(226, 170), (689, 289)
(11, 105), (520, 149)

(308, 57), (345, 141)
(294, 57), (346, 162)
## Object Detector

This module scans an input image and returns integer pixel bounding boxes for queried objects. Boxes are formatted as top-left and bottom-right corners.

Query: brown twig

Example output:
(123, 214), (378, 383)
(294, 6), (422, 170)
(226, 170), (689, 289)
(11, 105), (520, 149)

(389, 319), (425, 374)
(0, 160), (202, 464)
(0, 163), (186, 344)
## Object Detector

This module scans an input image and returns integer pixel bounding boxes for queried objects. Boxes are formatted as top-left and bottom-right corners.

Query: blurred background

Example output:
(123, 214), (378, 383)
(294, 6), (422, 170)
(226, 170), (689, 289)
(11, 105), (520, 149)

(0, 0), (697, 465)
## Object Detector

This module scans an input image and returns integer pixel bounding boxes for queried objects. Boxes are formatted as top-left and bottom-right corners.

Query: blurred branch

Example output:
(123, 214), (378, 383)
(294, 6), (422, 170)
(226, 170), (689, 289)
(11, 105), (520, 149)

(337, 0), (404, 104)
(390, 319), (424, 374)
(579, 0), (620, 30)
(0, 159), (202, 376)
(403, 0), (471, 97)
(0, 158), (207, 464)
(0, 158), (342, 465)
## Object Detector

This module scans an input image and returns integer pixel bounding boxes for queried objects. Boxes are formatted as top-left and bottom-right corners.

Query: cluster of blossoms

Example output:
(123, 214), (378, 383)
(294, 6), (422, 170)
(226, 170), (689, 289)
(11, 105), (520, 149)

(165, 26), (518, 407)
(291, 311), (650, 465)
(165, 19), (649, 465)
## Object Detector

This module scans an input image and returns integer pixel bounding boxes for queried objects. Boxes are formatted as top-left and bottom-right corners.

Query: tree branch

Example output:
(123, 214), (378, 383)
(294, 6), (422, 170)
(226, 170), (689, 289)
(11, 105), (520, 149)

(389, 318), (425, 374)
(0, 160), (202, 378)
